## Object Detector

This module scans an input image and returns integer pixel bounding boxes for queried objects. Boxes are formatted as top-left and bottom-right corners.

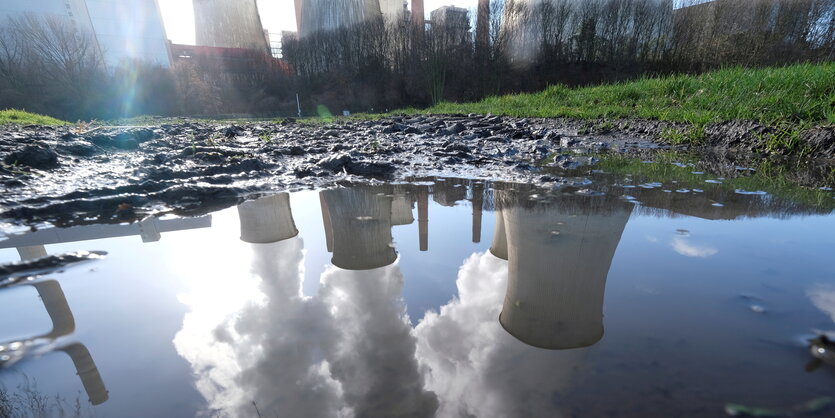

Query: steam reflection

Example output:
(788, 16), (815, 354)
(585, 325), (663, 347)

(175, 182), (635, 416)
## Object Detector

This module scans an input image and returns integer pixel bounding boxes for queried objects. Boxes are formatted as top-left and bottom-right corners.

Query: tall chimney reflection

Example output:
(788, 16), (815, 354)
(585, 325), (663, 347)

(417, 186), (429, 251)
(238, 193), (299, 244)
(496, 193), (632, 349)
(321, 188), (397, 270)
(471, 182), (484, 243)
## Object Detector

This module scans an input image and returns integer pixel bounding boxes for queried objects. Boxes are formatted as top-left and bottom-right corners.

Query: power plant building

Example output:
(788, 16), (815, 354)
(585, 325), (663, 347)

(0, 0), (171, 67)
(193, 0), (269, 51)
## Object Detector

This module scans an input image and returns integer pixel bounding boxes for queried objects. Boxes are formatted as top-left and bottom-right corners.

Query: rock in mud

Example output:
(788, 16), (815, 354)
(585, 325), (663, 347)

(3, 145), (59, 169)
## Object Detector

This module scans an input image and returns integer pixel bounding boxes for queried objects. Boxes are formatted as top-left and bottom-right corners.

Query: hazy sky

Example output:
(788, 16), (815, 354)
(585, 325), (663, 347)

(159, 0), (479, 45)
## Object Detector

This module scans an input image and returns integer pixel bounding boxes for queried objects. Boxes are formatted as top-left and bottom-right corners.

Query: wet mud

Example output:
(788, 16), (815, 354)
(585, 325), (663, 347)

(0, 115), (832, 227)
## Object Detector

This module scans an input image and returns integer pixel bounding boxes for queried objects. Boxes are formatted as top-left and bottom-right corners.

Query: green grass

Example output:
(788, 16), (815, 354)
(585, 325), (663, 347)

(414, 63), (835, 126)
(0, 109), (67, 126)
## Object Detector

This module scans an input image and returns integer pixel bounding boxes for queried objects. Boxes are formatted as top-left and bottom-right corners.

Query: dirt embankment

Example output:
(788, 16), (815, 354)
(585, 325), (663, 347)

(0, 115), (832, 227)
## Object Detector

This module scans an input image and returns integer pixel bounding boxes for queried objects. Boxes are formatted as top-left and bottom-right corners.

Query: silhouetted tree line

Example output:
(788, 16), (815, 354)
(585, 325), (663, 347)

(286, 0), (834, 112)
(0, 0), (833, 120)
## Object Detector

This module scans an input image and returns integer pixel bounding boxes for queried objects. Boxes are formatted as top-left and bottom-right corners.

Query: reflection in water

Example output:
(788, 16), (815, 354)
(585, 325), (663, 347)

(319, 263), (438, 417)
(0, 279), (109, 406)
(176, 192), (436, 417)
(322, 188), (398, 270)
(237, 193), (298, 243)
(415, 251), (587, 418)
(176, 184), (637, 416)
(496, 191), (632, 349)
(5, 173), (833, 416)
(0, 214), (212, 408)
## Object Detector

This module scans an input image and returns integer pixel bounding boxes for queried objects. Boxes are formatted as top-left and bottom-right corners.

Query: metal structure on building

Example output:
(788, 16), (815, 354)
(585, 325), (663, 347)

(0, 0), (170, 67)
(193, 0), (269, 52)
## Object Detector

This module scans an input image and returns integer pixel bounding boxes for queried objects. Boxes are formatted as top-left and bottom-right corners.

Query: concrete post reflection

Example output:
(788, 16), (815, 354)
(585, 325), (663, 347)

(496, 192), (632, 349)
(59, 343), (109, 405)
(0, 280), (109, 406)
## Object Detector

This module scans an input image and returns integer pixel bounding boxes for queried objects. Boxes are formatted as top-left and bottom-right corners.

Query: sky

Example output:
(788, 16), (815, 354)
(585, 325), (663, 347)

(158, 0), (479, 45)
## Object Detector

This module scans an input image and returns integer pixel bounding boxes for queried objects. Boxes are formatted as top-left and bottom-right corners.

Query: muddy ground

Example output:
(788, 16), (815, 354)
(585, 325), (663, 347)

(0, 115), (832, 227)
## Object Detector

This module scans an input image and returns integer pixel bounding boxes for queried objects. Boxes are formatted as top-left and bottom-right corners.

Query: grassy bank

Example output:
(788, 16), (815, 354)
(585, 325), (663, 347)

(407, 63), (834, 128)
(0, 109), (67, 126)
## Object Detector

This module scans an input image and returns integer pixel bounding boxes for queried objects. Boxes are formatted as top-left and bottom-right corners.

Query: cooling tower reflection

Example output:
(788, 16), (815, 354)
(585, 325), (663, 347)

(176, 191), (436, 417)
(320, 187), (398, 270)
(495, 190), (632, 349)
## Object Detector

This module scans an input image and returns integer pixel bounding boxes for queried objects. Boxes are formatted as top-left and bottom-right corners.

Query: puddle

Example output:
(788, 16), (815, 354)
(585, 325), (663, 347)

(1, 173), (834, 417)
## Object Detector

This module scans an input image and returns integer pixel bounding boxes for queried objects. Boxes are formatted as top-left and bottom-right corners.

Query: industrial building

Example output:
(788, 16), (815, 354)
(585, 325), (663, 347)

(429, 6), (470, 44)
(0, 0), (170, 67)
(193, 0), (269, 52)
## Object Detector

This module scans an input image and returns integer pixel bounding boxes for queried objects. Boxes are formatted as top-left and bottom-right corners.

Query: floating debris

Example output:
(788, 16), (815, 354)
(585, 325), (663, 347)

(705, 179), (723, 184)
(735, 189), (768, 196)
(806, 335), (835, 371)
(750, 305), (766, 314)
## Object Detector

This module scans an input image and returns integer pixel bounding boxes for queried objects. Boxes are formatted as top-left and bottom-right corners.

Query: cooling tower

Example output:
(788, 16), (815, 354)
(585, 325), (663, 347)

(299, 0), (382, 37)
(321, 187), (397, 270)
(194, 0), (268, 51)
(380, 0), (405, 23)
(238, 194), (299, 244)
(0, 0), (171, 67)
(497, 193), (632, 349)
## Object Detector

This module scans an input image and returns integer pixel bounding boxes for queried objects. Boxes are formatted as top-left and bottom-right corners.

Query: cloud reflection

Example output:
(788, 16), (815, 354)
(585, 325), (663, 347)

(671, 236), (718, 258)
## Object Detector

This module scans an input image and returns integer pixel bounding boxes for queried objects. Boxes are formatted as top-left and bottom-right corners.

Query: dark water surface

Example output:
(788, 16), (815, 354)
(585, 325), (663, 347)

(1, 171), (835, 417)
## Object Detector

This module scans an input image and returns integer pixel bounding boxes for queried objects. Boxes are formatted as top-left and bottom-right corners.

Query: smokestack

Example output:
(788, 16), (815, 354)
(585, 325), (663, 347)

(411, 0), (425, 40)
(476, 0), (489, 51)
(294, 0), (303, 32)
(497, 194), (632, 349)
(238, 194), (299, 244)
